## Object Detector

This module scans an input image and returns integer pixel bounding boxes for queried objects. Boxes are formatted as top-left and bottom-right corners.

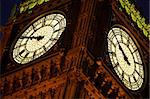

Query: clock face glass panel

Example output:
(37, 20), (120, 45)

(13, 13), (66, 64)
(107, 27), (144, 90)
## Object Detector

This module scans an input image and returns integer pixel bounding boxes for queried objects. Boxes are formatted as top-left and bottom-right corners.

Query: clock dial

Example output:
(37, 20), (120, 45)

(107, 27), (144, 90)
(12, 13), (66, 64)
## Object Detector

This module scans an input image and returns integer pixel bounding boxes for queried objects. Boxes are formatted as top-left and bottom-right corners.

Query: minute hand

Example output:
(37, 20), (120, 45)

(118, 45), (130, 65)
(112, 29), (130, 65)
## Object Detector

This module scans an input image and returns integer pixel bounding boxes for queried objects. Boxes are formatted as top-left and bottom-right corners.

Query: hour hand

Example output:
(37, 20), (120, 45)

(36, 36), (44, 41)
(20, 36), (44, 41)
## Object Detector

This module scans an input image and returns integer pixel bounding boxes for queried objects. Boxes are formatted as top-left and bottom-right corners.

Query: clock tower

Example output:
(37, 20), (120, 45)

(0, 0), (149, 98)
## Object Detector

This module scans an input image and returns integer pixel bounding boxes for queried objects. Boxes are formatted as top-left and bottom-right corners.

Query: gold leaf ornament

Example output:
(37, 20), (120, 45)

(29, 2), (37, 9)
(38, 0), (45, 5)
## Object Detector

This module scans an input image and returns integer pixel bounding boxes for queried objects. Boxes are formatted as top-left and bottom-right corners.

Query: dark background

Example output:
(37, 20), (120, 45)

(1, 0), (22, 26)
(0, 0), (149, 40)
(0, 0), (149, 26)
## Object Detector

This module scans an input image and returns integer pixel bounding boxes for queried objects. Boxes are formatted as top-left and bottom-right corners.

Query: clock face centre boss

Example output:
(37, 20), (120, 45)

(12, 13), (66, 64)
(107, 26), (144, 90)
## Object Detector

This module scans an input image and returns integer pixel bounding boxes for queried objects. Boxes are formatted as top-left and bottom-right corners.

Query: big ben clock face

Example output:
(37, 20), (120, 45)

(12, 13), (66, 64)
(107, 26), (144, 90)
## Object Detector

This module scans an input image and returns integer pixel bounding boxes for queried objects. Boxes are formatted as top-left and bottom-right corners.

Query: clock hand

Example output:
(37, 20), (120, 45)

(118, 45), (130, 65)
(36, 36), (44, 41)
(112, 29), (130, 65)
(20, 36), (44, 41)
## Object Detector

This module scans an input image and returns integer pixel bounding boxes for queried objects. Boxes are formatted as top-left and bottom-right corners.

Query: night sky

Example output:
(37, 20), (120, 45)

(0, 0), (149, 26)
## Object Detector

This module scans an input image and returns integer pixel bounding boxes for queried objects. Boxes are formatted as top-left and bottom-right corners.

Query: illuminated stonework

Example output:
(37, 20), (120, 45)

(119, 0), (150, 38)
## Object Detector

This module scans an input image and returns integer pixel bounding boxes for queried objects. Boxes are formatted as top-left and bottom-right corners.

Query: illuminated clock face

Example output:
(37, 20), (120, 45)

(107, 27), (144, 90)
(12, 13), (66, 64)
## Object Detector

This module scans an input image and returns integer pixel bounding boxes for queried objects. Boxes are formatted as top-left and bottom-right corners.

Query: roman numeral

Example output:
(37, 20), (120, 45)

(49, 38), (57, 41)
(24, 53), (29, 58)
(20, 52), (29, 64)
(42, 17), (46, 26)
(53, 18), (64, 27)
(15, 44), (26, 49)
(134, 61), (142, 65)
(133, 75), (137, 82)
(33, 51), (36, 59)
(114, 62), (119, 68)
(108, 38), (116, 47)
(53, 21), (59, 27)
(129, 76), (131, 83)
(19, 50), (25, 55)
(128, 77), (132, 89)
(126, 37), (130, 47)
(121, 71), (124, 80)
(135, 70), (143, 79)
(43, 46), (47, 51)
(53, 27), (64, 33)
(133, 75), (139, 87)
(119, 28), (123, 42)
(32, 25), (37, 31)
(49, 14), (57, 26)
(131, 49), (138, 54)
